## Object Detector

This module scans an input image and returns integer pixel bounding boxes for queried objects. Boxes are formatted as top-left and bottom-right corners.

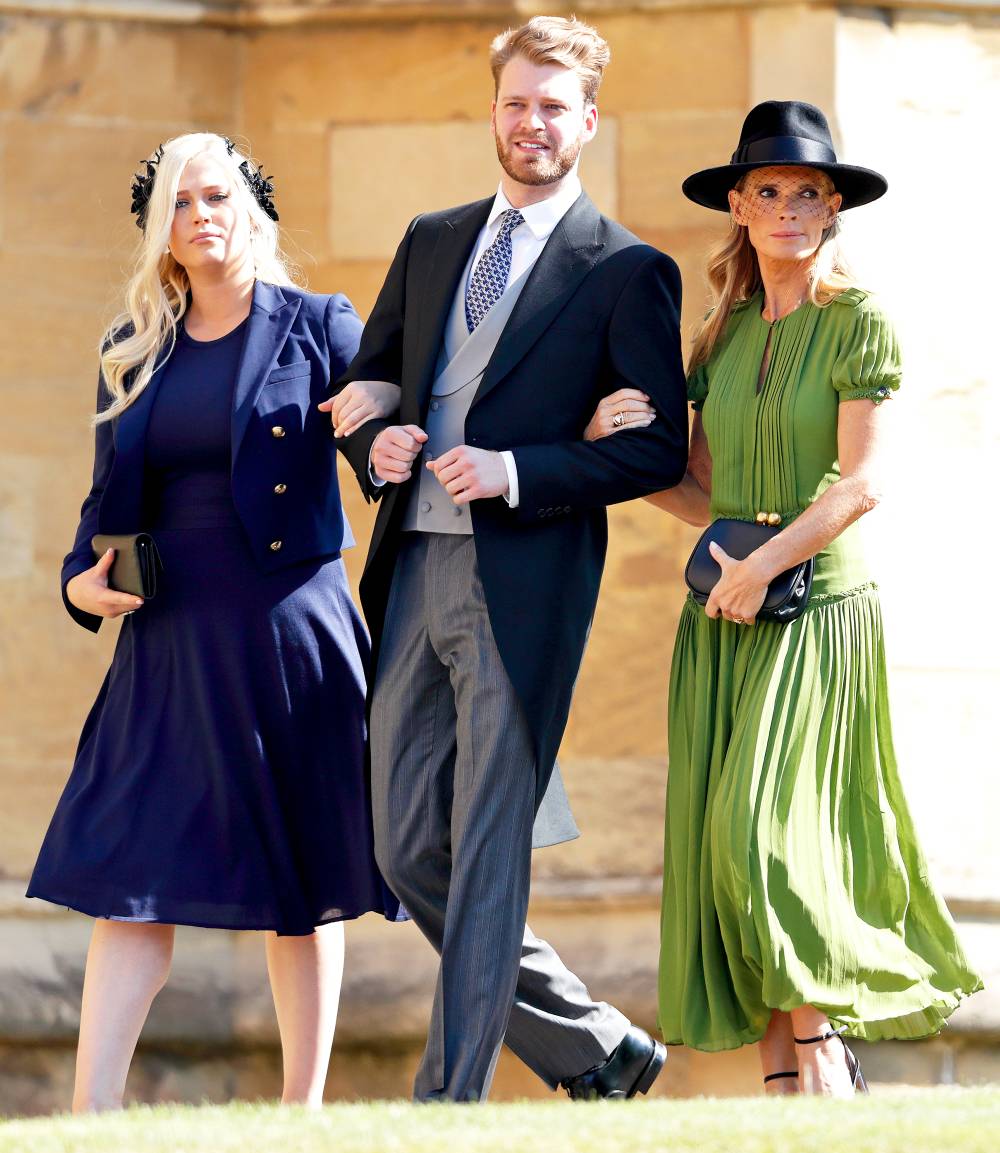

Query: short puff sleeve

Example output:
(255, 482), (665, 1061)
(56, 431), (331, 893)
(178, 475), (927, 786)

(687, 361), (710, 412)
(831, 299), (902, 405)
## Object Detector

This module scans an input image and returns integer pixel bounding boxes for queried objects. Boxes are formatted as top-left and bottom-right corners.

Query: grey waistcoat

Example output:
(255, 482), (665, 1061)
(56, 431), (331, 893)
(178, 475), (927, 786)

(402, 260), (532, 534)
(398, 251), (578, 850)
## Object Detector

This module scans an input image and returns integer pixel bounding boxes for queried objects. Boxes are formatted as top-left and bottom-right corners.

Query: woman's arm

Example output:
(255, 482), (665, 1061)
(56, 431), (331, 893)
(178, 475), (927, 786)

(705, 397), (885, 622)
(319, 379), (401, 438)
(66, 549), (145, 622)
(61, 371), (144, 630)
(643, 413), (711, 527)
(585, 389), (712, 527)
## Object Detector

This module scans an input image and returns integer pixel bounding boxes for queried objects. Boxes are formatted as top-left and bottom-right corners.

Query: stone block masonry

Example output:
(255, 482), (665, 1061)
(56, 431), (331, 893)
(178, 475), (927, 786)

(1, 0), (998, 1111)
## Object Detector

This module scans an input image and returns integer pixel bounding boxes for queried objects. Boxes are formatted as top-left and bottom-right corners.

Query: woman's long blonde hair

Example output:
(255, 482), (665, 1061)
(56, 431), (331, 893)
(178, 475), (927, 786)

(96, 133), (299, 424)
(688, 173), (859, 372)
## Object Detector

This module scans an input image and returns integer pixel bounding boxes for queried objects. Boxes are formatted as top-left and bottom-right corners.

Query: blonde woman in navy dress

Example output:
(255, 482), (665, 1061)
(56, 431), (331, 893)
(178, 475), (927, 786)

(28, 134), (401, 1112)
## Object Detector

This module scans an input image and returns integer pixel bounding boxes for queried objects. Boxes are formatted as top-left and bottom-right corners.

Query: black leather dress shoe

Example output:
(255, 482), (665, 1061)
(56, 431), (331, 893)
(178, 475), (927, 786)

(560, 1025), (667, 1100)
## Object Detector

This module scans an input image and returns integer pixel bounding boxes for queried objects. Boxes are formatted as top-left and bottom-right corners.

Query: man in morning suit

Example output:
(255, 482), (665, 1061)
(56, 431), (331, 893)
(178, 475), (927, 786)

(333, 16), (688, 1102)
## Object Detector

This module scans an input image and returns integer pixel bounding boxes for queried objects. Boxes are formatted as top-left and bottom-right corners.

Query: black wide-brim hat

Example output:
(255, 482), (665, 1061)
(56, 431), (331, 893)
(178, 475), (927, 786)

(682, 100), (888, 212)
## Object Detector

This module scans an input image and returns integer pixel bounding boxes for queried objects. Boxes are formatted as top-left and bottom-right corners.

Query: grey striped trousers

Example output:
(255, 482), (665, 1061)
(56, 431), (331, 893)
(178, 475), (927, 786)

(370, 533), (628, 1102)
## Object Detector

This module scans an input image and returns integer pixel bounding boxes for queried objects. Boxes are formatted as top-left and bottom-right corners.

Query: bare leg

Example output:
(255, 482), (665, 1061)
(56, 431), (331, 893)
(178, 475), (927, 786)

(757, 1010), (799, 1095)
(790, 1005), (855, 1097)
(265, 921), (344, 1107)
(72, 920), (175, 1114)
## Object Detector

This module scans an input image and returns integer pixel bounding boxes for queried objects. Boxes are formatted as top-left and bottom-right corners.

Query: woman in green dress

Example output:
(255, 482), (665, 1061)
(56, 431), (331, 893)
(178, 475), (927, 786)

(587, 101), (982, 1096)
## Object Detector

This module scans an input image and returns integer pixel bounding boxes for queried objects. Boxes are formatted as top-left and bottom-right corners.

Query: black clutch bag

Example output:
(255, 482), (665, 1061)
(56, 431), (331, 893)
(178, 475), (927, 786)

(684, 518), (813, 623)
(91, 533), (163, 599)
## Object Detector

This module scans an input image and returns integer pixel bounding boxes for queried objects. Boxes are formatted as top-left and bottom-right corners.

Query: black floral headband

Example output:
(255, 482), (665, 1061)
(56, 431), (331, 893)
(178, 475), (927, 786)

(129, 137), (279, 230)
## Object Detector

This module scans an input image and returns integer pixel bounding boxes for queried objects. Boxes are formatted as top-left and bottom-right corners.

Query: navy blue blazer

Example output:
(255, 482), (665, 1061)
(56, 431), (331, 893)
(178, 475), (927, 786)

(62, 281), (363, 632)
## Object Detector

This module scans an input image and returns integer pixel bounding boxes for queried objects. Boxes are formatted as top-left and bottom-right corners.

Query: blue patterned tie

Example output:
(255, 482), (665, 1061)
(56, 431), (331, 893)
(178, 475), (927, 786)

(465, 209), (524, 333)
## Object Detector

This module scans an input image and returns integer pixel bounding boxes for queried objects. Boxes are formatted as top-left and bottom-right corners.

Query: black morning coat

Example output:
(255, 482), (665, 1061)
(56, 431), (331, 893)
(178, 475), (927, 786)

(334, 192), (689, 800)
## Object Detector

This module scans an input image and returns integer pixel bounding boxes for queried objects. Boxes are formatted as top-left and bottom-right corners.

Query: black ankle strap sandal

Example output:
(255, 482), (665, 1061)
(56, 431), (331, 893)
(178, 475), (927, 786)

(793, 1024), (869, 1094)
(763, 1070), (799, 1084)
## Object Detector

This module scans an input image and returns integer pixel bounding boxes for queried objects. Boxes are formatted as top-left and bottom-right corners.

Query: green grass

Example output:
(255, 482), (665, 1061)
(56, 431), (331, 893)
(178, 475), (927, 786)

(1, 1090), (998, 1153)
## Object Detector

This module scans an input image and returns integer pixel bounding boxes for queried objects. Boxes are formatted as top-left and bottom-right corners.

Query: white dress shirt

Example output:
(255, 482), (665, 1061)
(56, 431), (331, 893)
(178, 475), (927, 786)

(371, 174), (584, 508)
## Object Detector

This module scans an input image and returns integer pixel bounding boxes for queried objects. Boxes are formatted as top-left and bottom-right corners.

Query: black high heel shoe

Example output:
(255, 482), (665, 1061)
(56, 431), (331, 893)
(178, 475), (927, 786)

(794, 1024), (869, 1094)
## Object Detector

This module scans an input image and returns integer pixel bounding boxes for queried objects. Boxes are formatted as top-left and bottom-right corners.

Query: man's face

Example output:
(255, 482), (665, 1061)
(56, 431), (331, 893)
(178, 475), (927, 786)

(491, 55), (597, 188)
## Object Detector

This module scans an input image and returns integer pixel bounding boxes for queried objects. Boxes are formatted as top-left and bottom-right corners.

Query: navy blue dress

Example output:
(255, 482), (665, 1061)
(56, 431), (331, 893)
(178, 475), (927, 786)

(29, 317), (397, 934)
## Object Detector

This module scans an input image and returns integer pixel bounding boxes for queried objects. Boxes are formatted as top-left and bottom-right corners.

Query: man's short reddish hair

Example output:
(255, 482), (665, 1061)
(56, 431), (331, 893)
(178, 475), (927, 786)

(490, 16), (610, 105)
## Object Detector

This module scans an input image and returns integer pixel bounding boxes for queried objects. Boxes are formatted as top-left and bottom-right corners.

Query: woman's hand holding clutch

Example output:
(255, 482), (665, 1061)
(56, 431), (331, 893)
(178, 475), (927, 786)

(703, 542), (770, 626)
(66, 550), (144, 619)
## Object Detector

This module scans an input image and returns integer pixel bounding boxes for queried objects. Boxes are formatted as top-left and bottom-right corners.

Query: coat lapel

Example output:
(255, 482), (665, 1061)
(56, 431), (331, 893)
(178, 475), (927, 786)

(431, 265), (532, 396)
(412, 198), (492, 416)
(474, 192), (604, 405)
(230, 280), (301, 466)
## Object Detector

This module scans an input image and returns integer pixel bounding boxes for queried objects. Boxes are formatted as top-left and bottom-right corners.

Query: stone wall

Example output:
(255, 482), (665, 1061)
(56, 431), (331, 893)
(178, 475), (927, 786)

(0, 0), (997, 1113)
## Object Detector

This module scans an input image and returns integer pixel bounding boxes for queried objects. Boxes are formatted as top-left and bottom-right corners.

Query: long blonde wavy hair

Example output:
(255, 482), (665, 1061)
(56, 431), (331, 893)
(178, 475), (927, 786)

(688, 171), (859, 372)
(96, 133), (299, 424)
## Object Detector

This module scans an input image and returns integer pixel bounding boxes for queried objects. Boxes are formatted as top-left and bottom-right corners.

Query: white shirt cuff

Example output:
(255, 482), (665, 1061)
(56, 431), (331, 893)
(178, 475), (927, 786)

(500, 450), (519, 508)
(368, 441), (386, 488)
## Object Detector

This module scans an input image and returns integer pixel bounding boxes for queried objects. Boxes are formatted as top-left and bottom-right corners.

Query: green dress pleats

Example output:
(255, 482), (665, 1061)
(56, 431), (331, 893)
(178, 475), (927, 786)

(659, 290), (982, 1050)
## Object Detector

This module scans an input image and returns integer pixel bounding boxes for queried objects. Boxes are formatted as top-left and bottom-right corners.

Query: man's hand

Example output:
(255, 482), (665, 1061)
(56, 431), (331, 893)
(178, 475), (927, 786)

(371, 424), (428, 483)
(427, 446), (509, 505)
(318, 380), (402, 439)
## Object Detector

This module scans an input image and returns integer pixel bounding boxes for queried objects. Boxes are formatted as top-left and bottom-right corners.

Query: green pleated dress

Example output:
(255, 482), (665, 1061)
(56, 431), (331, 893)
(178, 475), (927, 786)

(659, 288), (983, 1051)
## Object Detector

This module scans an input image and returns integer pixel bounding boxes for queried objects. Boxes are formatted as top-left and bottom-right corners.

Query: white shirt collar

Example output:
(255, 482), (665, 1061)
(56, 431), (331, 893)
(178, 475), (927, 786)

(486, 172), (583, 241)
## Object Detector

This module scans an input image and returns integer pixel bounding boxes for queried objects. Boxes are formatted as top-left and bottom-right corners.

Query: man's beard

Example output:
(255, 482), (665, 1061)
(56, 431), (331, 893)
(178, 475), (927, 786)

(495, 132), (583, 187)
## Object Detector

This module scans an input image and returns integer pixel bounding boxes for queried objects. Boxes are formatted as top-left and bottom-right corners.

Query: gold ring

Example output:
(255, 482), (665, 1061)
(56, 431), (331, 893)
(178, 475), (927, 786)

(612, 412), (625, 428)
(732, 615), (746, 625)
